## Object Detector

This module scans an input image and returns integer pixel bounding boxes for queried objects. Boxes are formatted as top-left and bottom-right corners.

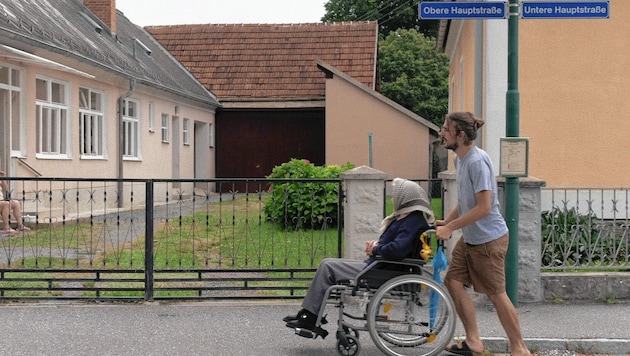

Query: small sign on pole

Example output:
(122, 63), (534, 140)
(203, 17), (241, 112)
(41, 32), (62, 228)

(500, 137), (529, 177)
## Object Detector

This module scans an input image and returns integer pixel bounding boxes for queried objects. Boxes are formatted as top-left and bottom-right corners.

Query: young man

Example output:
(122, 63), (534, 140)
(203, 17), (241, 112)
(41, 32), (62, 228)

(436, 112), (530, 356)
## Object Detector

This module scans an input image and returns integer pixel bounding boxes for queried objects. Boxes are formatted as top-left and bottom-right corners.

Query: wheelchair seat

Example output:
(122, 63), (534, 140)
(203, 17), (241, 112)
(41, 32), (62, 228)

(352, 257), (425, 292)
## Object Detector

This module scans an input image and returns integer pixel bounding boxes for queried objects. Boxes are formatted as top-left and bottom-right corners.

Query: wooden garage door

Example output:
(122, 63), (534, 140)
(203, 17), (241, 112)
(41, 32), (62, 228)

(216, 109), (325, 186)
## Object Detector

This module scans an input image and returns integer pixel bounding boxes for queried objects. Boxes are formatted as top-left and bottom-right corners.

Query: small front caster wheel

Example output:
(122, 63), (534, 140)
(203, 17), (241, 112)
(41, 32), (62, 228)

(336, 334), (360, 356)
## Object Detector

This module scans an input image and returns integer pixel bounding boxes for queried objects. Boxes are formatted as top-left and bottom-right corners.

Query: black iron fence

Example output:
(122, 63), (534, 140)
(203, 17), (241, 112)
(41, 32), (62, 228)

(6, 177), (623, 300)
(541, 187), (630, 270)
(0, 178), (343, 301)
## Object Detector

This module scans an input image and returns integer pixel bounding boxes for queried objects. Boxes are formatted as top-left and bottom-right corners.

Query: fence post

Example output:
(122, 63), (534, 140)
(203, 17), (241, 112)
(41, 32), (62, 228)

(145, 179), (154, 302)
(340, 166), (387, 260)
(498, 177), (545, 303)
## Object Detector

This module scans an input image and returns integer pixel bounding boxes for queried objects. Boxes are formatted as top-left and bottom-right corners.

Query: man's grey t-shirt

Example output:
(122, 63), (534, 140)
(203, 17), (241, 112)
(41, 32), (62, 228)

(454, 146), (509, 245)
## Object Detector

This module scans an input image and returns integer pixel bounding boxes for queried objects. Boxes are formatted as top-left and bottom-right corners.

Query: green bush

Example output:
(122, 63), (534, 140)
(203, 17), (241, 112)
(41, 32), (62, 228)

(264, 159), (354, 230)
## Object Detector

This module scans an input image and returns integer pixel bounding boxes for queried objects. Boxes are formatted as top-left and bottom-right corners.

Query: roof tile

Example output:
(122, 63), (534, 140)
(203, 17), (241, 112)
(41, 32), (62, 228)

(146, 22), (378, 100)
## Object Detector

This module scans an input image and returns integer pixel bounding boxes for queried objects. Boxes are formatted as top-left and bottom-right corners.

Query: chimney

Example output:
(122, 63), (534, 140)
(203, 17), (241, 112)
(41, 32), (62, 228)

(83, 0), (116, 34)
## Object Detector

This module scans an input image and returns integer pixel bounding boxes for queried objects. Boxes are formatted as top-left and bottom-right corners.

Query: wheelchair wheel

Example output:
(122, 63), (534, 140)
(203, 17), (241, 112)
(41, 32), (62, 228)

(366, 274), (456, 356)
(336, 334), (360, 356)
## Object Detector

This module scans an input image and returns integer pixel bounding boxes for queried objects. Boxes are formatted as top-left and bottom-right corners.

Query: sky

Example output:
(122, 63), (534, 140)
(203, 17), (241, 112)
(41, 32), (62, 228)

(116, 0), (328, 26)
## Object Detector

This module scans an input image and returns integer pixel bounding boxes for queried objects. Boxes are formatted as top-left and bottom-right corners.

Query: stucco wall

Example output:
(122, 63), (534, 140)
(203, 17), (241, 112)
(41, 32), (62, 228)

(445, 3), (630, 188)
(519, 4), (630, 187)
(324, 72), (433, 180)
(3, 60), (215, 181)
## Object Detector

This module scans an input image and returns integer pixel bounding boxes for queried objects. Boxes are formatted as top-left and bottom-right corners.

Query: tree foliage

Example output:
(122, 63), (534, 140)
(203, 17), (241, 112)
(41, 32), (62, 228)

(321, 0), (449, 126)
(379, 29), (449, 125)
(321, 0), (439, 38)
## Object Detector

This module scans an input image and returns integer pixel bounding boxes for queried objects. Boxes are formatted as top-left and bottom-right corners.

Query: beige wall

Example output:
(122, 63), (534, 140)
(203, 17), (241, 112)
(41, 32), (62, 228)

(2, 58), (216, 181)
(324, 72), (433, 180)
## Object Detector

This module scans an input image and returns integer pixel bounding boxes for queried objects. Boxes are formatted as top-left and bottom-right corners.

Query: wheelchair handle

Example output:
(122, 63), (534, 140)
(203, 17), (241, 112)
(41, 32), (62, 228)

(424, 227), (445, 248)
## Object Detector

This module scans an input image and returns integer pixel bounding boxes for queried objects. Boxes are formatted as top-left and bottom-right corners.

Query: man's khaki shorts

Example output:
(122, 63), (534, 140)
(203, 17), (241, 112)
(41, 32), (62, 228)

(445, 233), (509, 295)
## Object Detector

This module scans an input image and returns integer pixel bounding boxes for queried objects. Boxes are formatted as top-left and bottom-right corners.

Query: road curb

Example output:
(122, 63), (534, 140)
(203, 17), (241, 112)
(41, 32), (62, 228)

(482, 336), (630, 354)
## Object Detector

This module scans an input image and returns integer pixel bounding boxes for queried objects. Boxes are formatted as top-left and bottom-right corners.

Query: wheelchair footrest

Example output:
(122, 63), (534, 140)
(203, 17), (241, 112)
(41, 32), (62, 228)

(294, 326), (329, 340)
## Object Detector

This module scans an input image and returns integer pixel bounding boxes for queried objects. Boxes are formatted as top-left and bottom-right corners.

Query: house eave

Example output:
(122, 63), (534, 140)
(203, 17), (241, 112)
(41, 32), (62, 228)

(219, 98), (325, 110)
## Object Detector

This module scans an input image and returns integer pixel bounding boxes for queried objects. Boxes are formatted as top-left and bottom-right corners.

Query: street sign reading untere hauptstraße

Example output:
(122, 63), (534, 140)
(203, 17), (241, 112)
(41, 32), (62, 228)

(521, 1), (609, 19)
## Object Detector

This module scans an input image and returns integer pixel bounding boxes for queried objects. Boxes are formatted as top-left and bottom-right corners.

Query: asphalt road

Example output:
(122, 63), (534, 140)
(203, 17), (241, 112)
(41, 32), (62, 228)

(0, 301), (627, 355)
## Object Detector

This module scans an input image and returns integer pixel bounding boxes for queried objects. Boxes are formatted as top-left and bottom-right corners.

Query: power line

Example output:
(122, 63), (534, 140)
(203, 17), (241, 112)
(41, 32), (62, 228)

(354, 0), (420, 27)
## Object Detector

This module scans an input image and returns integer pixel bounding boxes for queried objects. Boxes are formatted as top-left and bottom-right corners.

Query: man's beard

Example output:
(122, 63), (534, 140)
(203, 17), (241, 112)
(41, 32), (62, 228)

(445, 141), (458, 151)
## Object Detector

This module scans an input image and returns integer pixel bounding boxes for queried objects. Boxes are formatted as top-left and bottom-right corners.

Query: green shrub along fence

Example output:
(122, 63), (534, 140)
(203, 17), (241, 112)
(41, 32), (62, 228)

(264, 159), (354, 230)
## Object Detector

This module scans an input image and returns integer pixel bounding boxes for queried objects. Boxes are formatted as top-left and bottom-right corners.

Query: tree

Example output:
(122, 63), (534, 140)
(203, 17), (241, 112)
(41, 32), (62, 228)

(378, 29), (449, 126)
(321, 0), (439, 38)
(321, 0), (449, 127)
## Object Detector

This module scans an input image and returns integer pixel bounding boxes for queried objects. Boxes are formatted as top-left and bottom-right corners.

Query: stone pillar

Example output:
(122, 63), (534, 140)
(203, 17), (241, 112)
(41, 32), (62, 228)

(340, 166), (387, 260)
(437, 170), (461, 261)
(498, 177), (546, 303)
(439, 171), (546, 303)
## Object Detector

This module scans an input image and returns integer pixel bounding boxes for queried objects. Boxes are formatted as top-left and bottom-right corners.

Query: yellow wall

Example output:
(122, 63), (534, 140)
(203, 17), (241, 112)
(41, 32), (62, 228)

(447, 3), (630, 187)
(451, 21), (478, 114)
(446, 21), (479, 169)
(519, 3), (630, 186)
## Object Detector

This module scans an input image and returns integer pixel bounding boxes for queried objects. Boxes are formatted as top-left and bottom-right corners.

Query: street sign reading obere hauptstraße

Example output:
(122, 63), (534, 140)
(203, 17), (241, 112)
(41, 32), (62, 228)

(419, 1), (507, 20)
(521, 1), (609, 19)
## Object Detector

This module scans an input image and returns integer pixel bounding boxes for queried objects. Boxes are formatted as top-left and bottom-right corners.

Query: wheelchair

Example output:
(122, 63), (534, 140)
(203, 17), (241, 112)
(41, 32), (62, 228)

(293, 230), (457, 356)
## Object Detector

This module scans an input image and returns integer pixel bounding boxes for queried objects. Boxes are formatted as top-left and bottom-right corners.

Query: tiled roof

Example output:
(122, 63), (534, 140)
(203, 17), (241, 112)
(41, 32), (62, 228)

(146, 22), (378, 100)
(0, 0), (219, 106)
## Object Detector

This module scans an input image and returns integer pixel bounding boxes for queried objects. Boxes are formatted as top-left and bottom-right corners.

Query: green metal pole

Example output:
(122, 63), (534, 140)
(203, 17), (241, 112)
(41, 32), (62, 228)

(505, 0), (520, 306)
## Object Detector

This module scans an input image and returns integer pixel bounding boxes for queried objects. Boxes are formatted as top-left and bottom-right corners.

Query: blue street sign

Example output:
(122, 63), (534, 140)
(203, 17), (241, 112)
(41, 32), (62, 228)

(419, 1), (507, 20)
(521, 1), (609, 19)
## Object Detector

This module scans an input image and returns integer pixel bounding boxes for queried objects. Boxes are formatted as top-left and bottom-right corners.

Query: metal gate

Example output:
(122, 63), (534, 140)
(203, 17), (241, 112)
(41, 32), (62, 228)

(0, 178), (343, 301)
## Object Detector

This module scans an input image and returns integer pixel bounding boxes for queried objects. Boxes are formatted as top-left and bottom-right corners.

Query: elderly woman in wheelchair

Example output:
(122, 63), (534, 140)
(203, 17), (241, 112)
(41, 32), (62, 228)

(284, 178), (456, 356)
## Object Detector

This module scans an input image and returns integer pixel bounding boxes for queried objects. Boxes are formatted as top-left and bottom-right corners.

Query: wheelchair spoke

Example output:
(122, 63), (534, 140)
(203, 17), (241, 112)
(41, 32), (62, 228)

(366, 275), (456, 356)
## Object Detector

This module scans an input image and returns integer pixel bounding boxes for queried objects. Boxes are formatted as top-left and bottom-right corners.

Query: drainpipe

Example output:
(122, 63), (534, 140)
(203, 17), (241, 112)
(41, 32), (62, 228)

(118, 79), (135, 208)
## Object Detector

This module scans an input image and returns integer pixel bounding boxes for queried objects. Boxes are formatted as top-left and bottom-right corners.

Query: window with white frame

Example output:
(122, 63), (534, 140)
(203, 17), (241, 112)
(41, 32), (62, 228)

(148, 102), (155, 132)
(183, 118), (190, 145)
(36, 77), (69, 157)
(79, 87), (105, 158)
(0, 64), (22, 155)
(161, 113), (169, 143)
(122, 98), (140, 158)
(208, 123), (215, 148)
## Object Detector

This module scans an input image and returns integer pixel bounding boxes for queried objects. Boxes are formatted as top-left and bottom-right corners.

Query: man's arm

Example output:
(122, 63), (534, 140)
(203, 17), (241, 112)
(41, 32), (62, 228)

(436, 190), (492, 240)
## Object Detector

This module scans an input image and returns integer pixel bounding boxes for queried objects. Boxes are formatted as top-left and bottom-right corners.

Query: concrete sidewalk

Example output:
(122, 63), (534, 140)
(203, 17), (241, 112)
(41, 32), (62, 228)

(0, 301), (627, 355)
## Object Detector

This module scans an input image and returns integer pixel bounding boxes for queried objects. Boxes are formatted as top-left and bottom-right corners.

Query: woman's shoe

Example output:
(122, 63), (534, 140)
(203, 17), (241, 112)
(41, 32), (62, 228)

(285, 309), (317, 330)
(283, 308), (327, 325)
